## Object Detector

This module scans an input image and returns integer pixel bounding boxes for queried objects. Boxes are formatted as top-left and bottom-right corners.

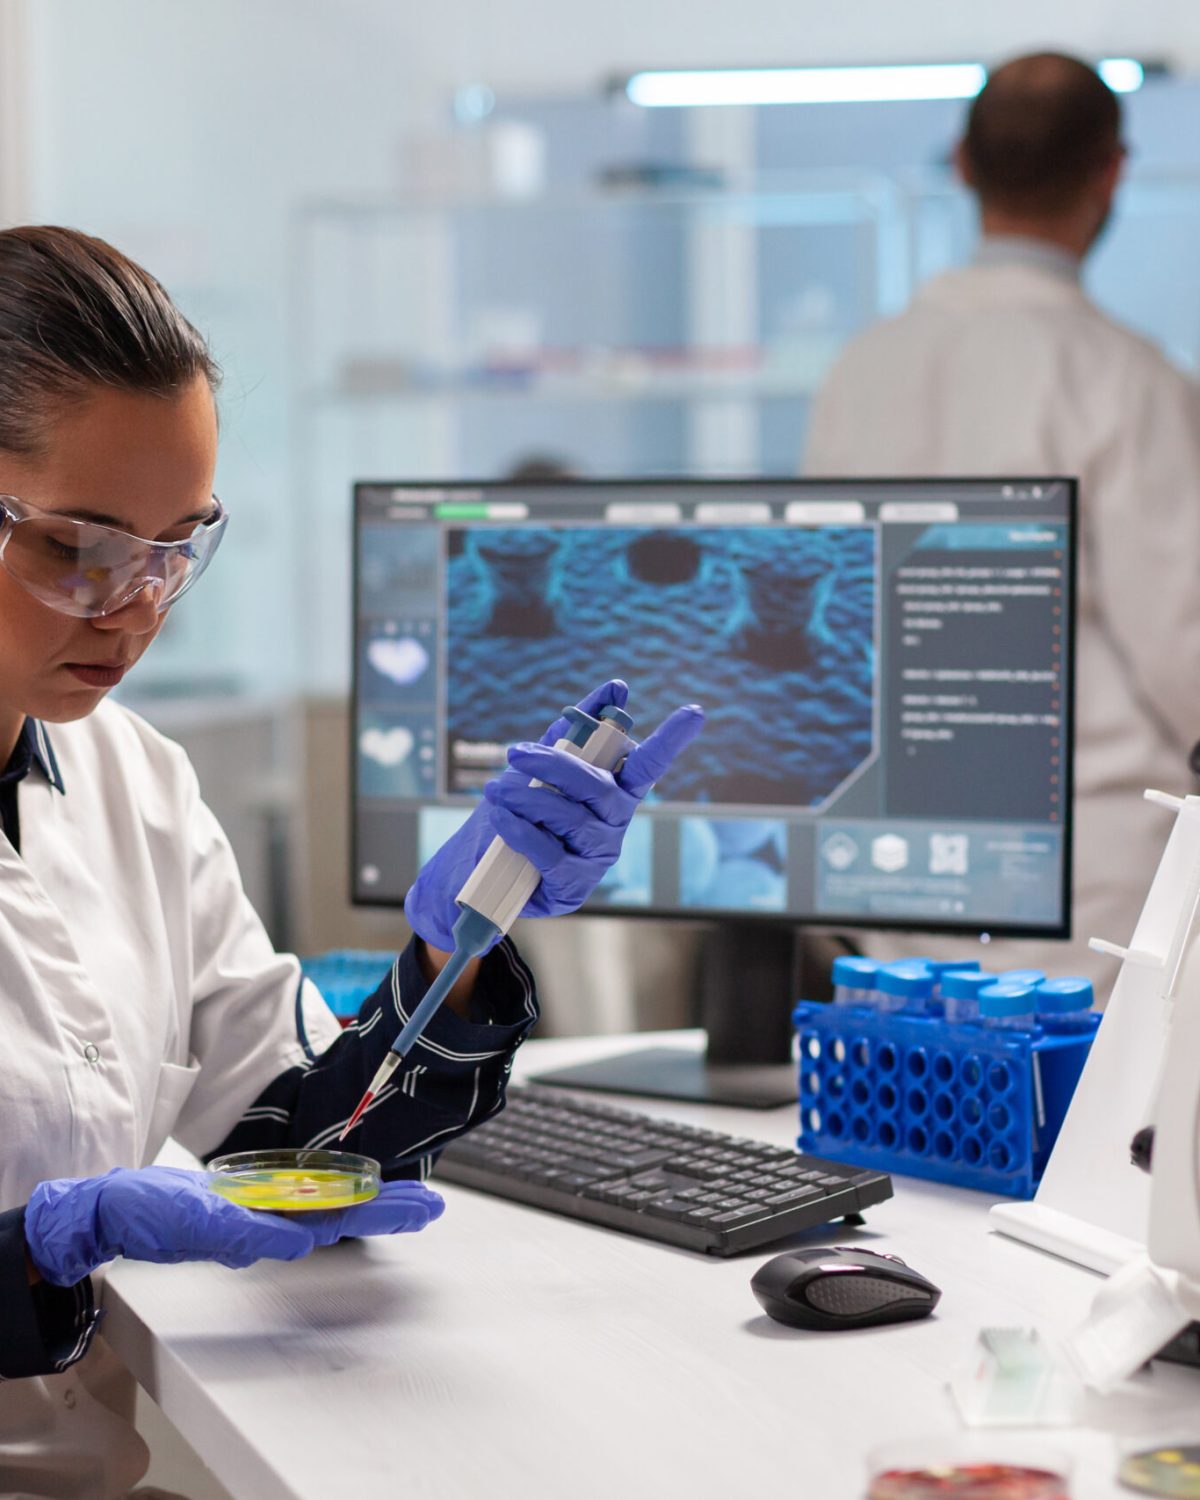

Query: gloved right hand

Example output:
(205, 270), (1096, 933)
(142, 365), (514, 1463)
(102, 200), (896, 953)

(405, 679), (704, 952)
(24, 1165), (412, 1287)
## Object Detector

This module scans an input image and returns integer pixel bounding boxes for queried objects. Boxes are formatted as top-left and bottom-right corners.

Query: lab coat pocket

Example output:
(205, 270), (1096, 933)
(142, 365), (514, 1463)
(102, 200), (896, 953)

(142, 1058), (202, 1164)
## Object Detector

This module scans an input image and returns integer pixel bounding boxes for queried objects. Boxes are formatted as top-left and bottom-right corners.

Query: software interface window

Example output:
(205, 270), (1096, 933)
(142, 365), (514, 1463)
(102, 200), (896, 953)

(353, 479), (1073, 935)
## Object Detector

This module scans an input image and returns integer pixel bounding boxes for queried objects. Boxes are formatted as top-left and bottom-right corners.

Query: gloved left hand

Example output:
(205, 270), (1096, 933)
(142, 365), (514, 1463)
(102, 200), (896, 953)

(405, 679), (704, 952)
(25, 1166), (444, 1287)
(300, 1179), (445, 1247)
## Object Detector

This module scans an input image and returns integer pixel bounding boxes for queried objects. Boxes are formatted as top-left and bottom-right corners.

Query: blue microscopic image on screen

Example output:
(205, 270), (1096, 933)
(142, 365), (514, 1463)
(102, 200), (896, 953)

(593, 815), (652, 907)
(680, 818), (788, 912)
(445, 525), (875, 808)
(360, 524), (438, 614)
(418, 806), (473, 865)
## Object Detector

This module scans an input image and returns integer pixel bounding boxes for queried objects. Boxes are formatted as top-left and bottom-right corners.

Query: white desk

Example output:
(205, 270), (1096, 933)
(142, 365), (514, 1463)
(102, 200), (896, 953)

(104, 1032), (1199, 1500)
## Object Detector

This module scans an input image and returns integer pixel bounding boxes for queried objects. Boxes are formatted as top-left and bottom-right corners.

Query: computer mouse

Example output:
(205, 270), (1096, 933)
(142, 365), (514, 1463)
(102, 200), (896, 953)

(750, 1246), (941, 1331)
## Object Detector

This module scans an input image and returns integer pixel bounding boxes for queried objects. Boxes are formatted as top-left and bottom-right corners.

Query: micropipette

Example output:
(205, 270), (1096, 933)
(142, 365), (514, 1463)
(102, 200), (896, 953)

(338, 701), (635, 1142)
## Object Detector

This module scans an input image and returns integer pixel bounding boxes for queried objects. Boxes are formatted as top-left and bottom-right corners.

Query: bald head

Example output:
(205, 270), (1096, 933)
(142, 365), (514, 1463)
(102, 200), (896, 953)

(961, 53), (1123, 219)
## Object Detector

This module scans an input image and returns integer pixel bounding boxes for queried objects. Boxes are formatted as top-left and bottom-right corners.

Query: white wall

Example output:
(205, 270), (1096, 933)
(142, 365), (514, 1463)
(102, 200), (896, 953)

(22, 0), (426, 692)
(332, 0), (1200, 88)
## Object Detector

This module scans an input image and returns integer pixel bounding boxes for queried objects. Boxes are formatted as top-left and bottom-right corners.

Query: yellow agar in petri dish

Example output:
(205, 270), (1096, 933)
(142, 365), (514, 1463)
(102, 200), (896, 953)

(207, 1149), (381, 1213)
(1119, 1445), (1200, 1498)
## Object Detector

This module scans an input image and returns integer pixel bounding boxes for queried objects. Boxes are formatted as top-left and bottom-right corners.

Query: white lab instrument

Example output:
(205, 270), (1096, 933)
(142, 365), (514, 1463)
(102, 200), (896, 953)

(990, 789), (1200, 1391)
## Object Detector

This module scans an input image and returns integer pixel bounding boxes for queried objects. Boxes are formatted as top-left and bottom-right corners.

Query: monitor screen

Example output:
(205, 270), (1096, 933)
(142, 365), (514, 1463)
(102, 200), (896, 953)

(352, 477), (1075, 939)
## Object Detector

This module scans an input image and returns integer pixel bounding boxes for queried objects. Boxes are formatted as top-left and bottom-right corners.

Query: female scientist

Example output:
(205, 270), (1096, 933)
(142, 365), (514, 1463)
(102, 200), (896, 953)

(0, 225), (702, 1496)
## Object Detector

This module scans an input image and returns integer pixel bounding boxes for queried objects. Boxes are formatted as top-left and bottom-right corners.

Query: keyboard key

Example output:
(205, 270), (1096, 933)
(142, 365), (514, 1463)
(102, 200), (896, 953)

(664, 1160), (726, 1180)
(765, 1186), (824, 1207)
(643, 1198), (699, 1220)
(582, 1184), (632, 1203)
(629, 1171), (672, 1190)
(614, 1150), (676, 1171)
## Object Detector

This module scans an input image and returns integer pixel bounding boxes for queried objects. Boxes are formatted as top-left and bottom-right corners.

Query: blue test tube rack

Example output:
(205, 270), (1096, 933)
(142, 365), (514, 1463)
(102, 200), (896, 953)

(299, 949), (395, 1023)
(792, 1000), (1101, 1197)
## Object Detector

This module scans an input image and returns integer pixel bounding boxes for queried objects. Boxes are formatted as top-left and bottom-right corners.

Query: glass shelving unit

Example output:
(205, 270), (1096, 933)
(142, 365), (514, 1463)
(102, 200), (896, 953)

(290, 175), (907, 688)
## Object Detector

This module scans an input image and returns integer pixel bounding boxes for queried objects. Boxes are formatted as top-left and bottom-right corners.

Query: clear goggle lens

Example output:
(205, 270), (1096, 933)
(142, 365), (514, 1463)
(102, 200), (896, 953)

(0, 495), (227, 618)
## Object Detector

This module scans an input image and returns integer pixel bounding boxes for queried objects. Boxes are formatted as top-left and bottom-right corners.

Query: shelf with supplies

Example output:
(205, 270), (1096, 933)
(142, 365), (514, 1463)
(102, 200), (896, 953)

(304, 355), (834, 408)
(290, 174), (906, 483)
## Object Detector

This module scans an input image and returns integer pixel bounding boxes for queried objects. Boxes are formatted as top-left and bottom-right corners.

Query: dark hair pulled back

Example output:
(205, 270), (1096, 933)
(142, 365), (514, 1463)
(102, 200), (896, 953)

(0, 225), (219, 454)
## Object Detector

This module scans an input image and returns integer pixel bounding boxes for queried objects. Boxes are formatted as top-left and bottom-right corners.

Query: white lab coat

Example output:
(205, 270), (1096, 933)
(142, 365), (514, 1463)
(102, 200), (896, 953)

(805, 247), (1200, 995)
(0, 699), (342, 1498)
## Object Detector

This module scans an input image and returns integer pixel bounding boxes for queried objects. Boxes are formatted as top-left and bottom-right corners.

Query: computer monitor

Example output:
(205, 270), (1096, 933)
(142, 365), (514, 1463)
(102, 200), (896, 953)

(352, 477), (1076, 1105)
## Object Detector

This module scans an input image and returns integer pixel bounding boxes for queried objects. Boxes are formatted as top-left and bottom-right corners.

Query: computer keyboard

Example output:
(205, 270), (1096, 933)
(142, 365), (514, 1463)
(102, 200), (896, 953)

(434, 1085), (893, 1256)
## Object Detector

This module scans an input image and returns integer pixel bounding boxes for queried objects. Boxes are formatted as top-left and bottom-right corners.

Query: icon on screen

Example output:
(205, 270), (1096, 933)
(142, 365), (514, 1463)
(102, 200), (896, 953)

(929, 833), (969, 876)
(821, 832), (859, 871)
(871, 834), (909, 874)
(360, 725), (414, 768)
(367, 635), (430, 687)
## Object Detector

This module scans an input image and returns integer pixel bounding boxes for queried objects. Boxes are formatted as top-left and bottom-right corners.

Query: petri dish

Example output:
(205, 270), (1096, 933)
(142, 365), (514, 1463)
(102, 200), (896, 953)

(868, 1436), (1071, 1499)
(207, 1149), (381, 1213)
(1118, 1443), (1200, 1497)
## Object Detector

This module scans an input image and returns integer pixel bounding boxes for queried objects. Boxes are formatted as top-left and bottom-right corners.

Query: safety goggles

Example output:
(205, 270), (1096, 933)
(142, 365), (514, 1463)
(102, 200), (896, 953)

(0, 494), (227, 619)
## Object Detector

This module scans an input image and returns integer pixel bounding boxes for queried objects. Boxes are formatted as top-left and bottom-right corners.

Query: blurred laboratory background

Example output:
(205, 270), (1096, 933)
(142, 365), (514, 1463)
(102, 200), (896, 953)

(10, 0), (1200, 1029)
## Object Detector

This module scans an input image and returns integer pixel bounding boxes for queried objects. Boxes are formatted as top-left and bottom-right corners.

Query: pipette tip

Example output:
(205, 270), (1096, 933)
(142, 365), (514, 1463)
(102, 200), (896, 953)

(338, 1091), (375, 1143)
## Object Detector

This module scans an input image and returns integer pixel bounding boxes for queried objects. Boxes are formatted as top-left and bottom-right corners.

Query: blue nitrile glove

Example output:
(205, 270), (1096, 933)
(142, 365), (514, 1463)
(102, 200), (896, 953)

(404, 679), (704, 952)
(23, 1166), (444, 1287)
(300, 1180), (445, 1247)
(25, 1166), (316, 1286)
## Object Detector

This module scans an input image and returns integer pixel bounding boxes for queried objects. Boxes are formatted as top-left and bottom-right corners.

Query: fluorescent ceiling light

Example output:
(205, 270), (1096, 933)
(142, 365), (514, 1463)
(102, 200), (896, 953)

(626, 65), (987, 107)
(1098, 58), (1145, 93)
(625, 59), (1146, 108)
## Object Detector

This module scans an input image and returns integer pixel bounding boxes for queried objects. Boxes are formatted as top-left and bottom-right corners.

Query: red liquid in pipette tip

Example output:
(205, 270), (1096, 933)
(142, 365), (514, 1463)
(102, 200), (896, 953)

(339, 1091), (374, 1143)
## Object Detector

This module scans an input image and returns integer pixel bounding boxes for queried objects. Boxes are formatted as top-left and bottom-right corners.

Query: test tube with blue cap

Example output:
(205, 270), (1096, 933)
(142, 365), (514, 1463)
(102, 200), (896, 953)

(874, 961), (935, 1015)
(998, 968), (1047, 988)
(941, 969), (994, 1025)
(338, 700), (636, 1142)
(978, 980), (1038, 1032)
(831, 955), (880, 1008)
(1034, 976), (1095, 1033)
(923, 958), (980, 1016)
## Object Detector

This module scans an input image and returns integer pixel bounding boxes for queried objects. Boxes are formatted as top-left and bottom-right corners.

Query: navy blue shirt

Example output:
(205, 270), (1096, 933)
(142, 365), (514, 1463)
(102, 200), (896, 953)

(0, 722), (537, 1379)
(0, 716), (64, 853)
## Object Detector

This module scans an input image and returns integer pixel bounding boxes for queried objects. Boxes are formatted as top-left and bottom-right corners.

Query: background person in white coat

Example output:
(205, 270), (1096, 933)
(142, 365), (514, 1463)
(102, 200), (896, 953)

(805, 52), (1200, 998)
(0, 226), (700, 1498)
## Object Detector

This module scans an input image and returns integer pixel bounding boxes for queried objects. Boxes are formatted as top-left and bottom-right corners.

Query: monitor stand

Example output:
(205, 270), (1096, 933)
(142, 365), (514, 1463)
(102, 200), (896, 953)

(529, 920), (805, 1109)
